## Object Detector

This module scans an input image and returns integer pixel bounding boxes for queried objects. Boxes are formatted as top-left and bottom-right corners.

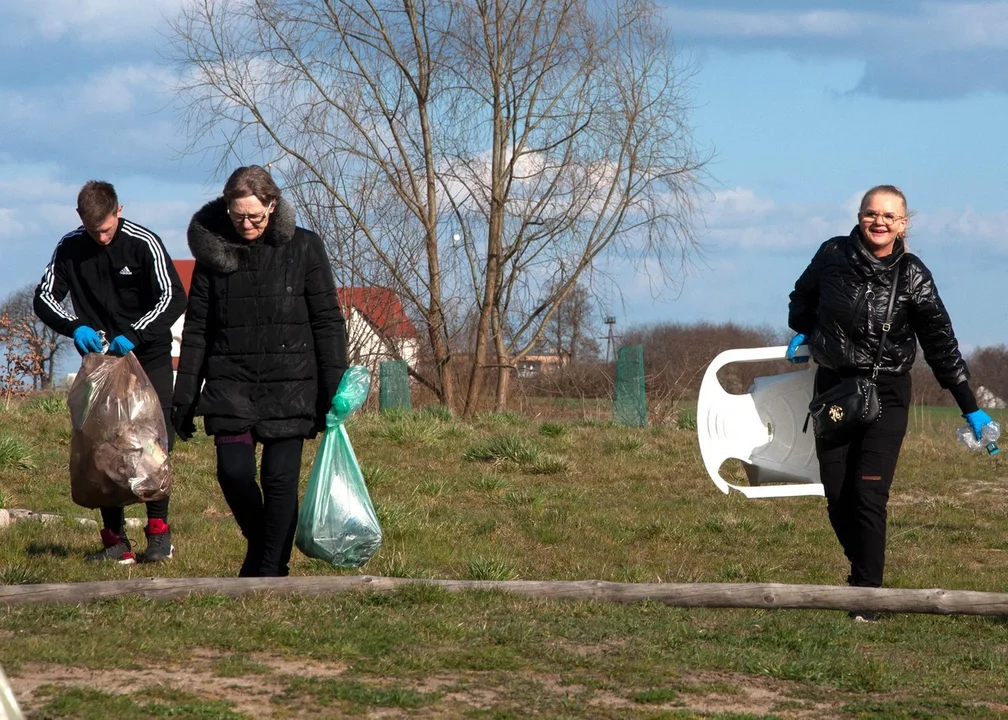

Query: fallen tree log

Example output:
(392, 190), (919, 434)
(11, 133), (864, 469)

(1, 576), (1007, 615)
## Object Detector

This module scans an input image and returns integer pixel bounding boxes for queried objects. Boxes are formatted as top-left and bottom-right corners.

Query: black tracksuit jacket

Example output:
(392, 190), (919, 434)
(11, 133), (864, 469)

(34, 219), (187, 364)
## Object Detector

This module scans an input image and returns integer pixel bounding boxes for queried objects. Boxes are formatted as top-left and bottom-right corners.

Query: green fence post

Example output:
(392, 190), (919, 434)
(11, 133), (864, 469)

(613, 344), (647, 427)
(379, 359), (412, 412)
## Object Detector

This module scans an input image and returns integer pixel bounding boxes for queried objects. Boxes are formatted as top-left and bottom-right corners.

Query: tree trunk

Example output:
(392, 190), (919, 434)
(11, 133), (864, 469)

(3, 577), (1008, 616)
(493, 306), (511, 411)
(463, 90), (507, 417)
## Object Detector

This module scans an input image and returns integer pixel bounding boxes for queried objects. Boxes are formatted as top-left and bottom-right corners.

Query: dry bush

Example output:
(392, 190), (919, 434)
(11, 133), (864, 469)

(966, 345), (1008, 403)
(623, 321), (785, 402)
(518, 362), (613, 399)
(376, 326), (1008, 418)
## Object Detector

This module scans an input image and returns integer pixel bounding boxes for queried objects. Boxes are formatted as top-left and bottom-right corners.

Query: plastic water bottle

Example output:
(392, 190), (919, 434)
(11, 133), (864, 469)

(957, 420), (1000, 456)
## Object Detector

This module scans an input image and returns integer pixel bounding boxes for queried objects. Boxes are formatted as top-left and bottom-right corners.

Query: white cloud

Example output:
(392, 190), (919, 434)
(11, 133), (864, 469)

(0, 63), (195, 179)
(693, 186), (1008, 256)
(663, 1), (1008, 97)
(0, 168), (79, 204)
(663, 8), (864, 40)
(694, 187), (845, 250)
(66, 64), (176, 114)
(665, 3), (1008, 50)
(4, 0), (186, 44)
(707, 187), (775, 222)
(916, 207), (1008, 246)
(0, 209), (31, 239)
(0, 64), (175, 122)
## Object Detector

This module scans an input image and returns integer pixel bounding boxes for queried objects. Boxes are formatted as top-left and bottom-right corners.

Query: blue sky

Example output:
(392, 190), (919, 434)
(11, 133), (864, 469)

(2, 0), (1006, 355)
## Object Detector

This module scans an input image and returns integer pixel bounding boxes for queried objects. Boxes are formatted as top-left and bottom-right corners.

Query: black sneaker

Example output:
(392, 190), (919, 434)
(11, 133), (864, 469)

(141, 519), (174, 563)
(86, 528), (135, 565)
(848, 610), (879, 623)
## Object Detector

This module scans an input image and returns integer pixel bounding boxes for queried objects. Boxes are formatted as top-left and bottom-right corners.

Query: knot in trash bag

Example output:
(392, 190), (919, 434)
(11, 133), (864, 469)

(328, 366), (371, 425)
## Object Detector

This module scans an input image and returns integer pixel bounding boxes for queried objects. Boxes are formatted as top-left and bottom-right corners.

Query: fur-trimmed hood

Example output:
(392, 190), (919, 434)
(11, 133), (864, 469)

(187, 196), (298, 273)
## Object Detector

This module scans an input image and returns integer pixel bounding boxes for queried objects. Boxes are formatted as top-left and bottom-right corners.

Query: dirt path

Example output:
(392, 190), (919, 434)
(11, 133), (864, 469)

(7, 652), (843, 718)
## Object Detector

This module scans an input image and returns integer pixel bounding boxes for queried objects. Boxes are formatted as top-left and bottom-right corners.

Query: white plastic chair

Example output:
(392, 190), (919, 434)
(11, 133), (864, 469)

(0, 664), (23, 720)
(696, 346), (823, 498)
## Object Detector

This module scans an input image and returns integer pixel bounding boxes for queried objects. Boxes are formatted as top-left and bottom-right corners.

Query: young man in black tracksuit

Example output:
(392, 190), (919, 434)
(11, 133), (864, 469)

(34, 180), (187, 564)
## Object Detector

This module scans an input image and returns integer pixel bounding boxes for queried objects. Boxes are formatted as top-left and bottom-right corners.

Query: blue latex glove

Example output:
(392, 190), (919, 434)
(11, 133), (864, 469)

(786, 333), (809, 363)
(107, 335), (135, 356)
(964, 409), (994, 440)
(72, 326), (104, 355)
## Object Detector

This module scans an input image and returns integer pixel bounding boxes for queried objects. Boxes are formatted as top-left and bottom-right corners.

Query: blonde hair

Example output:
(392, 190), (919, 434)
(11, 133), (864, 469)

(860, 184), (910, 246)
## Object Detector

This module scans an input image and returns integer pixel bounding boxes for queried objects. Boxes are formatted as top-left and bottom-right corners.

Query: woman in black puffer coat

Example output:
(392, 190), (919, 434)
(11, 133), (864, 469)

(787, 184), (991, 620)
(172, 165), (348, 577)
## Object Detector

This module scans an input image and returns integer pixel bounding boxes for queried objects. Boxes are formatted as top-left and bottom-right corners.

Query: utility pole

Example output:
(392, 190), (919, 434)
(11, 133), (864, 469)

(604, 316), (616, 363)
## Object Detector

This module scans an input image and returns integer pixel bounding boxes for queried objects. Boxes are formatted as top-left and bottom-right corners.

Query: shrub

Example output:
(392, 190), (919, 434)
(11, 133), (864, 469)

(0, 433), (35, 469)
(30, 393), (69, 415)
(463, 435), (540, 465)
(538, 422), (566, 438)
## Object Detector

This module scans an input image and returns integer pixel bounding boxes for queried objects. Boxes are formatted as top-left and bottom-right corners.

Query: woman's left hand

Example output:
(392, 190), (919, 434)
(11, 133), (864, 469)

(964, 409), (994, 440)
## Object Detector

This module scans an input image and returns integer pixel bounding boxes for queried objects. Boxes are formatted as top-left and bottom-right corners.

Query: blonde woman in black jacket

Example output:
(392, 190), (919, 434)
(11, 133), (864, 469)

(787, 185), (990, 620)
(172, 165), (349, 577)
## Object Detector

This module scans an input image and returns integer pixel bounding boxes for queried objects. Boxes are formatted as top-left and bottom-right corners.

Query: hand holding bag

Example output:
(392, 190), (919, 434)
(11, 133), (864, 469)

(295, 366), (383, 568)
(806, 262), (900, 441)
(67, 353), (172, 508)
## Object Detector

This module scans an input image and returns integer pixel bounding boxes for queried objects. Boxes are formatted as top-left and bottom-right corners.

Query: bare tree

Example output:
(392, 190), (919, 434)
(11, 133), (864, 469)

(0, 283), (67, 390)
(539, 282), (600, 363)
(171, 0), (708, 414)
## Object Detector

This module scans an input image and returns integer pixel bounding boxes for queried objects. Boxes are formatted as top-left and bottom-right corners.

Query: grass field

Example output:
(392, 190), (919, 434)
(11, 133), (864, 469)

(1, 393), (1007, 719)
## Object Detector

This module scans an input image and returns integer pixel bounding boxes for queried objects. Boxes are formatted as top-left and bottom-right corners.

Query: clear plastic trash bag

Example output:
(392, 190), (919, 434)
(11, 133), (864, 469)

(67, 353), (172, 509)
(295, 366), (382, 568)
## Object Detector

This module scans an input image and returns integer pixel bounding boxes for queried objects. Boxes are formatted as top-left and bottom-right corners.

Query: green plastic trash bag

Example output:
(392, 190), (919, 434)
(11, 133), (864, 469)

(296, 366), (383, 568)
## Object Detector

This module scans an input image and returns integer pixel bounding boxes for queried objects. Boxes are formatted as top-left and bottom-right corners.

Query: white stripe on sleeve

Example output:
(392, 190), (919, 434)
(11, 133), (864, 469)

(37, 230), (82, 323)
(122, 220), (174, 332)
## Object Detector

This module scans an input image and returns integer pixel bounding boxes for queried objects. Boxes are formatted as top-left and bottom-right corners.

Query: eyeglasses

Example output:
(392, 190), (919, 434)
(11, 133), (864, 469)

(859, 211), (906, 226)
(227, 202), (274, 226)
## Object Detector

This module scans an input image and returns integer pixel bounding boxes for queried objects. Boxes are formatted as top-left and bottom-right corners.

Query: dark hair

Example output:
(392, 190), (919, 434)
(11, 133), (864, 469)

(222, 165), (282, 206)
(77, 181), (119, 226)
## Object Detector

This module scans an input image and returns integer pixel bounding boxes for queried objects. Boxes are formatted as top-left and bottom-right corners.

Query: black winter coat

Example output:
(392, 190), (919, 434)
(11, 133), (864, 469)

(789, 229), (969, 389)
(172, 197), (348, 439)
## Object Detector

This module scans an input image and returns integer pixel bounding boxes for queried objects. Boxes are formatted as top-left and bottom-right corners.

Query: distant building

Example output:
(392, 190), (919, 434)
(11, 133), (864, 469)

(516, 353), (567, 378)
(336, 286), (420, 373)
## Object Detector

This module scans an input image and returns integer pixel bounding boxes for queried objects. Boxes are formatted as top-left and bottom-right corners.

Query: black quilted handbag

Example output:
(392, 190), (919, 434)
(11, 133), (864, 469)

(805, 261), (900, 442)
(807, 375), (880, 440)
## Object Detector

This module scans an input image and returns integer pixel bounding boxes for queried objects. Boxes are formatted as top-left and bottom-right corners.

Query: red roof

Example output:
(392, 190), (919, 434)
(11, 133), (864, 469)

(173, 261), (418, 341)
(174, 259), (195, 294)
(337, 287), (419, 340)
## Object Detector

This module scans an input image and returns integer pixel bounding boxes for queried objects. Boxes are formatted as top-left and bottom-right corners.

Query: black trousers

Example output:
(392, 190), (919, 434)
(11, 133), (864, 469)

(100, 354), (175, 533)
(815, 368), (911, 588)
(215, 435), (305, 577)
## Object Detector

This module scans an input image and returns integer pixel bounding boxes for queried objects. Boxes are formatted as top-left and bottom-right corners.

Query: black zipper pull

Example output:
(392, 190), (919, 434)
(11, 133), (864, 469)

(864, 288), (875, 334)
